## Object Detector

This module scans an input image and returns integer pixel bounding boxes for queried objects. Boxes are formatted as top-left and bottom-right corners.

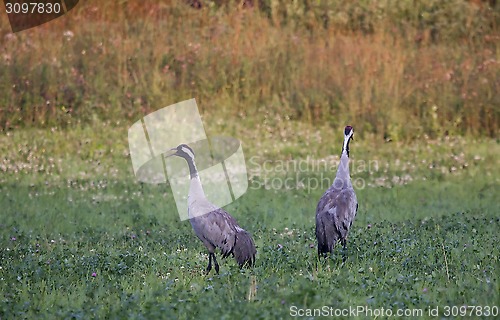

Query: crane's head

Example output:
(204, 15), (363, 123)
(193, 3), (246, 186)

(166, 144), (196, 162)
(344, 125), (354, 141)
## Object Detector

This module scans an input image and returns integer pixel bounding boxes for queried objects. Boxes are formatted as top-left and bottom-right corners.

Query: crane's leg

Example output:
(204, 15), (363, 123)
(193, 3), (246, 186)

(206, 252), (213, 274)
(212, 253), (220, 274)
(341, 238), (347, 263)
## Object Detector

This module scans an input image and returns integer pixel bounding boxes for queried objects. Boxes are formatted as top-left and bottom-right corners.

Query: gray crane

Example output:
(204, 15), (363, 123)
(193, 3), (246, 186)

(316, 126), (358, 262)
(167, 144), (256, 274)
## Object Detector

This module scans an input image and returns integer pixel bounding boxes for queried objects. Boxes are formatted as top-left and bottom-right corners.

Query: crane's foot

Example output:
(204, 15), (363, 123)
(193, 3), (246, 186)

(206, 253), (219, 275)
(341, 240), (348, 264)
(205, 253), (213, 274)
(212, 253), (220, 274)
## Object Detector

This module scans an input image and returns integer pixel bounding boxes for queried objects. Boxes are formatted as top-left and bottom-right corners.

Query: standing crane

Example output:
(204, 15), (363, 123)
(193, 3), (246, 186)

(167, 144), (256, 274)
(316, 126), (358, 262)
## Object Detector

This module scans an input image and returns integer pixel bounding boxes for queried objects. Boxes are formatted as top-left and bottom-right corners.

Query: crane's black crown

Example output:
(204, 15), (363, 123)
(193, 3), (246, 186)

(344, 126), (353, 136)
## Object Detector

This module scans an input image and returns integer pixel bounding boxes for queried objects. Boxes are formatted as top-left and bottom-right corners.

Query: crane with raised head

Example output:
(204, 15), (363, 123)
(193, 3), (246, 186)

(316, 126), (358, 262)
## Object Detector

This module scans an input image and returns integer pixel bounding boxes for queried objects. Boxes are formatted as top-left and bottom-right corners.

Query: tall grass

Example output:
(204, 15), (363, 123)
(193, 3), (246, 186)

(0, 0), (498, 139)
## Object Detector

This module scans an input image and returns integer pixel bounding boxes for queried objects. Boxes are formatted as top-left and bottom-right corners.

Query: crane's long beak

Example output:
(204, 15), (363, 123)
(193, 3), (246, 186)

(164, 147), (178, 158)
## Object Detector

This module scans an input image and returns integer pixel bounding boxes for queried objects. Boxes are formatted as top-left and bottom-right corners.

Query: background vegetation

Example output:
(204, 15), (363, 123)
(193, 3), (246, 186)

(0, 0), (499, 318)
(0, 0), (498, 139)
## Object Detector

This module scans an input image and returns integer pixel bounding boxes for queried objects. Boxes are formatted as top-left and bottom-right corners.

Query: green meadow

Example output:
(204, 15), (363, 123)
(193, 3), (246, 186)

(1, 123), (498, 319)
(1, 0), (499, 319)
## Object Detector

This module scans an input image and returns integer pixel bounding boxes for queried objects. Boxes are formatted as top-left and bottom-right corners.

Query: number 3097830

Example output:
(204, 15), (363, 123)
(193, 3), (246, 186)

(443, 305), (498, 317)
(5, 2), (61, 14)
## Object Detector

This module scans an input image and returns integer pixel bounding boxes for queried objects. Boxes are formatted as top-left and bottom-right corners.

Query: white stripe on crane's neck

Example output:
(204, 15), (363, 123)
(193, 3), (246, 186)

(181, 146), (195, 162)
(179, 146), (199, 179)
(342, 130), (353, 157)
(336, 130), (353, 186)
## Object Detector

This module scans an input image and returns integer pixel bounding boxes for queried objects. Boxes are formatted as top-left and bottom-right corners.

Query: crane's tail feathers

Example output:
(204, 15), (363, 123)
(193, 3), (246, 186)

(316, 216), (339, 256)
(233, 230), (256, 268)
(317, 233), (339, 256)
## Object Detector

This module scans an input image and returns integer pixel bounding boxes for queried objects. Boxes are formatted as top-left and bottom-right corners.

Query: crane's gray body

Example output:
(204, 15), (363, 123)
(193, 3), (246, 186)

(316, 127), (358, 257)
(188, 178), (256, 267)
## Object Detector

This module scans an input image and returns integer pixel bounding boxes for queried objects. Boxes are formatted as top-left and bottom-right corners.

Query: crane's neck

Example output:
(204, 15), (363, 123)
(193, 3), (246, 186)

(335, 136), (352, 188)
(336, 152), (351, 181)
(183, 155), (207, 210)
(189, 174), (206, 202)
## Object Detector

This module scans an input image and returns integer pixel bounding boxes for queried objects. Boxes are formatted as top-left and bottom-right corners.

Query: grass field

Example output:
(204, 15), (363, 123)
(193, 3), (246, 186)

(0, 124), (498, 318)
